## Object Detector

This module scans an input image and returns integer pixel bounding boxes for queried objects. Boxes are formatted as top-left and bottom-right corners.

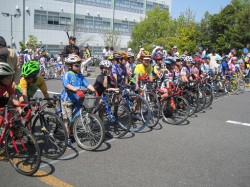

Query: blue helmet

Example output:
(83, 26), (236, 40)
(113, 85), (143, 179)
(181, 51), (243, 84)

(243, 48), (249, 54)
(223, 55), (229, 59)
(201, 54), (210, 59)
(198, 46), (203, 51)
(163, 58), (175, 65)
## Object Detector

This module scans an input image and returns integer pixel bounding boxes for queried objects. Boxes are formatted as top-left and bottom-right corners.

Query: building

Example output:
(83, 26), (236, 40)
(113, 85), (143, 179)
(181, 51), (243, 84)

(0, 0), (171, 55)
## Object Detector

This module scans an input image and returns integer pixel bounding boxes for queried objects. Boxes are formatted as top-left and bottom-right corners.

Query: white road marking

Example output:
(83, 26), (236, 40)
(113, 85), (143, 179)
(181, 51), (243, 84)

(226, 120), (250, 127)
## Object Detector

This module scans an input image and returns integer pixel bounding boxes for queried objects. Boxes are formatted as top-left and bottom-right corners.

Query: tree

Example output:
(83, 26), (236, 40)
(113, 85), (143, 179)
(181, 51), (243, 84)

(102, 31), (121, 50)
(19, 35), (39, 51)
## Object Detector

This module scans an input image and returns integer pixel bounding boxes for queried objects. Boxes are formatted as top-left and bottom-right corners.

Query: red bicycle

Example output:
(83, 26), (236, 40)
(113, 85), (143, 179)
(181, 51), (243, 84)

(0, 104), (41, 176)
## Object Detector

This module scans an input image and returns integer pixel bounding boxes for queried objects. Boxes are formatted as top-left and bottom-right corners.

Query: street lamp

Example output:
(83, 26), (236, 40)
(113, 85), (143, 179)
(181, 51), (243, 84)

(2, 12), (20, 48)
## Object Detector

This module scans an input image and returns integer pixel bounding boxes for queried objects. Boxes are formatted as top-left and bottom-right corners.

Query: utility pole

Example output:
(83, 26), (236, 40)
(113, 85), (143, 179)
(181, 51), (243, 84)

(1, 12), (20, 48)
(23, 0), (25, 44)
(72, 0), (76, 37)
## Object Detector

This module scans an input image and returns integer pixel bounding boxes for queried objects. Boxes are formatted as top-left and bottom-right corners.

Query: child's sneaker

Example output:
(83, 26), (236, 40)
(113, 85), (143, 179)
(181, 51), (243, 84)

(67, 139), (75, 149)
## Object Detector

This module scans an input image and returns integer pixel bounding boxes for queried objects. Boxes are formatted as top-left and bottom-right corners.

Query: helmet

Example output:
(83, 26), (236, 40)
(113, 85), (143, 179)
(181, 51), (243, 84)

(243, 48), (249, 54)
(108, 55), (114, 60)
(127, 52), (134, 58)
(65, 55), (81, 65)
(141, 51), (151, 60)
(113, 50), (128, 59)
(99, 60), (112, 68)
(154, 52), (163, 60)
(21, 61), (40, 78)
(0, 62), (15, 76)
(201, 55), (210, 59)
(198, 46), (203, 51)
(163, 58), (175, 65)
(223, 55), (229, 59)
(215, 56), (223, 61)
(184, 56), (193, 62)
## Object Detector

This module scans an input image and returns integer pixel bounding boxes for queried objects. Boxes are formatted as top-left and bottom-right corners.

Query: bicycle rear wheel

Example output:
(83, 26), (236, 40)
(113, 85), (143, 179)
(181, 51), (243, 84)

(162, 95), (189, 125)
(32, 111), (67, 159)
(99, 104), (131, 138)
(5, 123), (41, 176)
(73, 111), (105, 150)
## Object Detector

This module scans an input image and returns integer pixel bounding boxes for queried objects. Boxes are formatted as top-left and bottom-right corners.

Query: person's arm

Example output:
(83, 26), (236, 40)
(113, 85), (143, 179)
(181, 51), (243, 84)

(103, 75), (108, 88)
(87, 84), (96, 92)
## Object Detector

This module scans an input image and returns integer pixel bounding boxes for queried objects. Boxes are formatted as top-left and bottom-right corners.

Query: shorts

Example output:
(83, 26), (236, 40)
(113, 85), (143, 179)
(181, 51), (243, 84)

(61, 101), (73, 122)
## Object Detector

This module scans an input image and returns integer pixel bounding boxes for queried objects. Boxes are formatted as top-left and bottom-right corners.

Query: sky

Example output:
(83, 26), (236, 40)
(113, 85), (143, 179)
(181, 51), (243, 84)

(171, 0), (232, 22)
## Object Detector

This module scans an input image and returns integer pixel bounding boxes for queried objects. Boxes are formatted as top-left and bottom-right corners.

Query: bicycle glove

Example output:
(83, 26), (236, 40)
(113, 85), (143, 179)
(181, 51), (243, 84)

(76, 90), (85, 99)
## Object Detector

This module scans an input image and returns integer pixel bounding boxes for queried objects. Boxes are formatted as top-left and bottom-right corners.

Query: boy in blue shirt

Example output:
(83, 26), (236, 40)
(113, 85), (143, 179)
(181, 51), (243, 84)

(61, 54), (97, 147)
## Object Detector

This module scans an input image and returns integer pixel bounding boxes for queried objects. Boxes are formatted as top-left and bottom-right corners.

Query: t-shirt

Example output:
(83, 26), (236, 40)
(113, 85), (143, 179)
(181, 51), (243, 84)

(111, 64), (127, 85)
(94, 74), (112, 96)
(152, 64), (164, 79)
(0, 84), (14, 107)
(61, 71), (90, 102)
(132, 64), (152, 83)
(17, 75), (47, 98)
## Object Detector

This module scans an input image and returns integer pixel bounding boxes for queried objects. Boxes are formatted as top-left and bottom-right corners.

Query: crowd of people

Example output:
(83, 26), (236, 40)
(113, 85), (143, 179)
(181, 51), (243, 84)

(0, 33), (250, 149)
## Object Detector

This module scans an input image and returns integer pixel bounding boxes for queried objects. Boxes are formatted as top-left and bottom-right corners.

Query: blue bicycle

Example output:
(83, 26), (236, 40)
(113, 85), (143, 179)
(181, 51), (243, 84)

(92, 90), (132, 138)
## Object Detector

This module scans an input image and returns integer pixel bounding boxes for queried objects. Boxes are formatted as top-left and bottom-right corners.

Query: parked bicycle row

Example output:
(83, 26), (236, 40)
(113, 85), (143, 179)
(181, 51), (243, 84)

(0, 45), (249, 176)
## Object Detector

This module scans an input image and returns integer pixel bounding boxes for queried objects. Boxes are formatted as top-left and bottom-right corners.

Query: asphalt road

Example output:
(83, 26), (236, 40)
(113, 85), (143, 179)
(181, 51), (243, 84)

(1, 70), (250, 187)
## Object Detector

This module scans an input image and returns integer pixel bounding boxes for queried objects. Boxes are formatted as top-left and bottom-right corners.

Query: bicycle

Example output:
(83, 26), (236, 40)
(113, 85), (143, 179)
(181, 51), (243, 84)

(0, 104), (41, 176)
(54, 92), (105, 150)
(119, 83), (152, 132)
(28, 97), (68, 160)
(158, 82), (190, 125)
(92, 90), (132, 138)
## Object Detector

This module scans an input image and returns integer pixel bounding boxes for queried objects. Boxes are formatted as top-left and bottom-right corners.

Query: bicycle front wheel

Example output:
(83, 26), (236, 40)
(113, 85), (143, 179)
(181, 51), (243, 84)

(74, 111), (105, 150)
(5, 123), (41, 176)
(123, 92), (151, 132)
(99, 104), (131, 138)
(162, 96), (189, 125)
(32, 111), (67, 160)
(146, 92), (160, 128)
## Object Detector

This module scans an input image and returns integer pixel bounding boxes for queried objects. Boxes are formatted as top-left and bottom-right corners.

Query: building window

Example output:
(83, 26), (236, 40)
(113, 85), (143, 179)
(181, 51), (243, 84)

(115, 0), (143, 14)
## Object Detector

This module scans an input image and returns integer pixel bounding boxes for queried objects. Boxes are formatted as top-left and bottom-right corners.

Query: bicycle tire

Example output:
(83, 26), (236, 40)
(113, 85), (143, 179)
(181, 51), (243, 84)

(203, 83), (213, 108)
(123, 92), (151, 132)
(183, 90), (198, 116)
(196, 89), (206, 112)
(73, 111), (105, 150)
(32, 111), (67, 159)
(99, 104), (131, 138)
(146, 92), (160, 128)
(227, 77), (239, 94)
(237, 78), (245, 93)
(161, 95), (189, 125)
(5, 124), (41, 176)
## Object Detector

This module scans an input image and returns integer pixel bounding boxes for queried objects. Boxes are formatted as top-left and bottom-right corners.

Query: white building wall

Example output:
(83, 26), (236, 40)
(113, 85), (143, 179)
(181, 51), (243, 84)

(0, 0), (171, 54)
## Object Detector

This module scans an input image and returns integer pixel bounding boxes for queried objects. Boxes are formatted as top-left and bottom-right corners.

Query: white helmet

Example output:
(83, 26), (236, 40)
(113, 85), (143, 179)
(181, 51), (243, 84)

(0, 62), (15, 76)
(99, 60), (112, 68)
(184, 56), (193, 63)
(65, 54), (81, 65)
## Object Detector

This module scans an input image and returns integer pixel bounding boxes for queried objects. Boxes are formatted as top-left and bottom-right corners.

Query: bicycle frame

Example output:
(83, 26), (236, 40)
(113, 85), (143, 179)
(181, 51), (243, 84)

(0, 105), (28, 154)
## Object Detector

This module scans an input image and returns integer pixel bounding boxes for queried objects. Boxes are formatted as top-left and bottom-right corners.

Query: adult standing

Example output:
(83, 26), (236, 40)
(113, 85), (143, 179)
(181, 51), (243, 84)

(0, 36), (21, 86)
(209, 48), (219, 70)
(62, 36), (80, 58)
